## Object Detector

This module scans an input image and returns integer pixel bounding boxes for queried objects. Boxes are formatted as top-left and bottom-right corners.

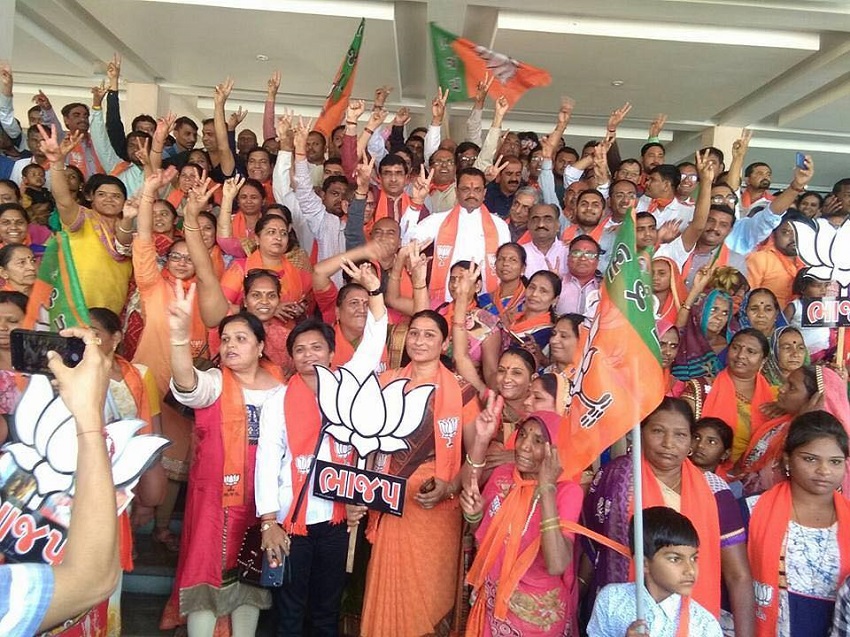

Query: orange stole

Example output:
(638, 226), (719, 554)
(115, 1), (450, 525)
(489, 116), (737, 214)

(231, 211), (260, 242)
(654, 257), (687, 325)
(220, 361), (283, 507)
(283, 373), (349, 535)
(748, 481), (850, 637)
(561, 219), (607, 244)
(430, 204), (501, 304)
(700, 369), (774, 472)
(330, 322), (388, 370)
(635, 457), (722, 618)
(243, 249), (306, 304)
(510, 310), (552, 335)
(373, 190), (411, 223)
(493, 282), (526, 328)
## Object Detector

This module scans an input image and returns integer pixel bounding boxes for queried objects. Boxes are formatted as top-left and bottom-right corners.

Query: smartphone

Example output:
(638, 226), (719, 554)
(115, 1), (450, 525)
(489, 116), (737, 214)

(10, 329), (85, 376)
(419, 477), (436, 494)
(261, 555), (286, 587)
(795, 152), (807, 170)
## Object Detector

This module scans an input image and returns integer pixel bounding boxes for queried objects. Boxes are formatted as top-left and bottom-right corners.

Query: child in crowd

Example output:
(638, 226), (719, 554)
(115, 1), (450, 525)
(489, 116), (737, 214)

(690, 417), (733, 474)
(784, 270), (832, 361)
(587, 506), (722, 637)
(20, 163), (55, 225)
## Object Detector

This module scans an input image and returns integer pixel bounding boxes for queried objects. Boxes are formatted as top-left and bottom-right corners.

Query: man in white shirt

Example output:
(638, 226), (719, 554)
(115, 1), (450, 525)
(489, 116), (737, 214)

(524, 204), (568, 278)
(401, 167), (510, 303)
(637, 164), (694, 228)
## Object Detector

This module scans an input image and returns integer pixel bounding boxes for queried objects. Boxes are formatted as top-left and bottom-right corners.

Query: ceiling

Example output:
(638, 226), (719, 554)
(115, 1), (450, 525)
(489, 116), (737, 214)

(6, 0), (850, 191)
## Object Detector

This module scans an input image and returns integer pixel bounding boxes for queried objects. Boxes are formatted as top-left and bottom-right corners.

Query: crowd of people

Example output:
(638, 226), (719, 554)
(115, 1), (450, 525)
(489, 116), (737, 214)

(2, 49), (850, 637)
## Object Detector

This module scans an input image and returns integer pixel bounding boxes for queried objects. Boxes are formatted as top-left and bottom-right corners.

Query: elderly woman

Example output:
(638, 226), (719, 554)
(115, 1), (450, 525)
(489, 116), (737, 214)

(747, 411), (850, 637)
(0, 244), (37, 295)
(582, 397), (755, 635)
(460, 411), (583, 636)
(763, 325), (810, 387)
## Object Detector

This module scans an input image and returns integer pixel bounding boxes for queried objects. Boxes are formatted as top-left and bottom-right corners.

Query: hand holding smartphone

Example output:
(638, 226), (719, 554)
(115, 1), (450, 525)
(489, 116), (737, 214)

(11, 329), (86, 376)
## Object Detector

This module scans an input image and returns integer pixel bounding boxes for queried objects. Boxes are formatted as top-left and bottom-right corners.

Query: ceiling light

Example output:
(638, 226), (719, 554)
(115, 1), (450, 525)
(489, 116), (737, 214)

(256, 54), (269, 62)
(497, 12), (819, 51)
(611, 80), (624, 87)
(136, 0), (394, 20)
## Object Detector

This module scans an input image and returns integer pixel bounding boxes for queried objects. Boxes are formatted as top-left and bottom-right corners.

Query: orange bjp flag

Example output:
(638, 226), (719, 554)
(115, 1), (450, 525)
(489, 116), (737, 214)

(561, 208), (665, 480)
(314, 18), (365, 139)
(430, 23), (551, 107)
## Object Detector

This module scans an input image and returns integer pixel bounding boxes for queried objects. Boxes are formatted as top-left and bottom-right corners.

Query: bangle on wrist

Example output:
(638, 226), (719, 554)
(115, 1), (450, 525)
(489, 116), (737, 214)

(364, 127), (374, 135)
(182, 223), (200, 232)
(91, 105), (102, 111)
(171, 339), (190, 346)
(465, 454), (486, 469)
(413, 284), (427, 290)
(346, 120), (357, 125)
(537, 483), (557, 495)
(463, 510), (483, 524)
(151, 147), (163, 154)
(77, 430), (105, 438)
(355, 190), (368, 197)
(294, 152), (306, 158)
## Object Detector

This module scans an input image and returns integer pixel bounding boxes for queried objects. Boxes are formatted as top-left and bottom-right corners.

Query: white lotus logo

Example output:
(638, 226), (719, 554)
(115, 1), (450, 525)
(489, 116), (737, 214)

(3, 375), (171, 509)
(792, 219), (850, 288)
(315, 365), (434, 464)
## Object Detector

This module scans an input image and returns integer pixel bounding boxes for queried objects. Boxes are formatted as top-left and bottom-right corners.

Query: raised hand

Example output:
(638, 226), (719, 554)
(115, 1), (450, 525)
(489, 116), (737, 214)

(410, 164), (433, 204)
(347, 99), (366, 123)
(454, 261), (480, 304)
(473, 72), (494, 107)
(33, 90), (52, 112)
(406, 238), (432, 282)
(293, 116), (313, 154)
(122, 196), (141, 222)
(731, 128), (752, 161)
(213, 77), (234, 107)
(694, 149), (716, 185)
(791, 154), (814, 190)
(493, 95), (510, 125)
(473, 389), (504, 444)
(355, 155), (375, 192)
(557, 96), (575, 127)
(459, 470), (484, 519)
(37, 124), (72, 162)
(144, 167), (178, 193)
(367, 107), (388, 130)
(0, 62), (12, 97)
(228, 106), (247, 131)
(373, 85), (392, 110)
(538, 442), (563, 485)
(544, 256), (562, 275)
(607, 102), (632, 132)
(648, 113), (668, 138)
(221, 175), (246, 201)
(133, 137), (152, 169)
(91, 82), (108, 109)
(431, 87), (449, 125)
(592, 144), (610, 183)
(266, 70), (281, 99)
(169, 281), (197, 340)
(484, 155), (509, 183)
(105, 53), (121, 91)
(657, 219), (682, 245)
(340, 258), (381, 292)
(692, 263), (717, 293)
(154, 112), (177, 147)
(392, 106), (410, 128)
(185, 172), (222, 219)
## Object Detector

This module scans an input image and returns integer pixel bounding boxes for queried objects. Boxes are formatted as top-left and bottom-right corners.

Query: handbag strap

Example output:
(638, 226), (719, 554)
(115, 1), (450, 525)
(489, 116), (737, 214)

(286, 422), (328, 529)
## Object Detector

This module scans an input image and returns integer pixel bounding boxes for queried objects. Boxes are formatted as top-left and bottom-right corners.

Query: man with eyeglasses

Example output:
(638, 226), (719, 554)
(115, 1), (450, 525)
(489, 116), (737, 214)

(556, 236), (603, 317)
(425, 149), (457, 214)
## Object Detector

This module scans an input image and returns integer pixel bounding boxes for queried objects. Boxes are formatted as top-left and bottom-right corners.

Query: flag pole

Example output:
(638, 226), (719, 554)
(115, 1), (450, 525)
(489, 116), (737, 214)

(630, 422), (645, 623)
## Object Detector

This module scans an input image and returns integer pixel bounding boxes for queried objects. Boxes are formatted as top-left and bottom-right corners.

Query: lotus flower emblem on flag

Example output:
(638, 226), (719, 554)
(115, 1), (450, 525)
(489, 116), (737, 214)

(2, 375), (170, 510)
(315, 366), (434, 464)
(792, 219), (850, 289)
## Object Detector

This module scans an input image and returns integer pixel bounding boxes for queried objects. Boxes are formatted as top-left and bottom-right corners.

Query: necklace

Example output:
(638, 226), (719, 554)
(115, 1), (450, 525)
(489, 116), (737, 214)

(792, 499), (837, 528)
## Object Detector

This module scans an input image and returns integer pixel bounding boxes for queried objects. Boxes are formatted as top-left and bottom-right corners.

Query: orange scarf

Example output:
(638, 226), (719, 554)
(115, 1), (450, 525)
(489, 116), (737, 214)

(740, 413), (792, 476)
(517, 230), (531, 245)
(109, 160), (133, 177)
(741, 189), (773, 212)
(493, 281), (526, 328)
(245, 249), (305, 304)
(382, 362), (464, 482)
(220, 361), (282, 507)
(634, 457), (722, 617)
(330, 322), (388, 370)
(466, 469), (541, 630)
(440, 299), (477, 330)
(511, 311), (553, 335)
(561, 220), (607, 244)
(232, 211), (260, 242)
(648, 197), (674, 214)
(166, 188), (185, 210)
(748, 481), (850, 637)
(430, 204), (500, 305)
(654, 257), (687, 325)
(114, 356), (151, 573)
(373, 190), (411, 224)
(701, 369), (774, 474)
(682, 243), (731, 283)
(283, 373), (350, 535)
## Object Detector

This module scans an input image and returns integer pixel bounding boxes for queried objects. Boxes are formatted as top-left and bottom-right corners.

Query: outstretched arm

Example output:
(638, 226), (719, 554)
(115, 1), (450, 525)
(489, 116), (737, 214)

(41, 124), (83, 227)
(213, 78), (236, 177)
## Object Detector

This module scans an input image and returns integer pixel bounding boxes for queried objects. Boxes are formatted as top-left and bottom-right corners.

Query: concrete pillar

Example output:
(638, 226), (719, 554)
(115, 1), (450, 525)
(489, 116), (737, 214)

(0, 0), (15, 61)
(700, 125), (742, 168)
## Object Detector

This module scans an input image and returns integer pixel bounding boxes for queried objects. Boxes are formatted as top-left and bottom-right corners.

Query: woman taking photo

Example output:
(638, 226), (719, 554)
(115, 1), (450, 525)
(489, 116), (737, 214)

(747, 411), (850, 637)
(582, 397), (755, 636)
(161, 287), (284, 637)
(478, 242), (527, 326)
(688, 328), (775, 475)
(359, 309), (482, 637)
(460, 411), (583, 636)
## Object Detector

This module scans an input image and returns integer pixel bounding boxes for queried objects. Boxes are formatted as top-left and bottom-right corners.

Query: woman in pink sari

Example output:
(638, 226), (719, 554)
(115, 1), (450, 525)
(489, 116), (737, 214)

(461, 411), (583, 636)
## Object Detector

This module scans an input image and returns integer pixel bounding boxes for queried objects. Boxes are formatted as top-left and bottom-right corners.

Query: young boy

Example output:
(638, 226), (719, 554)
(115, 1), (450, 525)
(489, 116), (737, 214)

(20, 163), (55, 215)
(586, 506), (722, 636)
(690, 417), (733, 474)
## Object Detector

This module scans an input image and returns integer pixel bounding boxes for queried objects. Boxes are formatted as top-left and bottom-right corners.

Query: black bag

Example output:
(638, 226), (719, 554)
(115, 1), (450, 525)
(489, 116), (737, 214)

(236, 425), (324, 587)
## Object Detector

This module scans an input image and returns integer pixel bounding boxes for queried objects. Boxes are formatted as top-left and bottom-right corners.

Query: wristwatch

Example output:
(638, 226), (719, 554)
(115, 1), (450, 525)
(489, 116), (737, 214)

(368, 286), (383, 296)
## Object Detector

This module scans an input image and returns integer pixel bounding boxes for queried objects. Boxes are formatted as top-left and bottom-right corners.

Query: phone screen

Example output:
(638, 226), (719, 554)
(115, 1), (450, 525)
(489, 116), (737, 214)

(10, 329), (85, 376)
(795, 152), (806, 170)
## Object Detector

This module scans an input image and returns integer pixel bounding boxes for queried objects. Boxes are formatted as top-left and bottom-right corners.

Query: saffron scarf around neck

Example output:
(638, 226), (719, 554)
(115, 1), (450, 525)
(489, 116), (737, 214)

(245, 248), (305, 304)
(700, 368), (774, 472)
(373, 190), (411, 224)
(494, 281), (526, 327)
(561, 218), (607, 244)
(512, 310), (553, 335)
(634, 456), (722, 617)
(220, 360), (282, 508)
(283, 372), (349, 535)
(429, 204), (500, 304)
(749, 481), (850, 637)
(653, 257), (687, 324)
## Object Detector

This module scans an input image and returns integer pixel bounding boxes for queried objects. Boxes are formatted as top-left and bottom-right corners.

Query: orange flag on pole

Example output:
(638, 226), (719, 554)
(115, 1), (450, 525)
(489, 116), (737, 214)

(430, 23), (551, 107)
(561, 209), (664, 479)
(314, 18), (365, 139)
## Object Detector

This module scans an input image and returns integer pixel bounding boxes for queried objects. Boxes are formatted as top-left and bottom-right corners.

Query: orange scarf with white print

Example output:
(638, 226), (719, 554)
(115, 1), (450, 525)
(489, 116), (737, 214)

(429, 204), (500, 305)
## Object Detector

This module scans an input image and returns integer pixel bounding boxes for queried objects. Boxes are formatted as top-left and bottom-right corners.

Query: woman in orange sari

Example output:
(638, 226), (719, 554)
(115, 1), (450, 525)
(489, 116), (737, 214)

(652, 256), (686, 325)
(359, 310), (482, 637)
(460, 411), (583, 636)
(686, 327), (775, 476)
(507, 270), (560, 369)
(0, 244), (37, 295)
